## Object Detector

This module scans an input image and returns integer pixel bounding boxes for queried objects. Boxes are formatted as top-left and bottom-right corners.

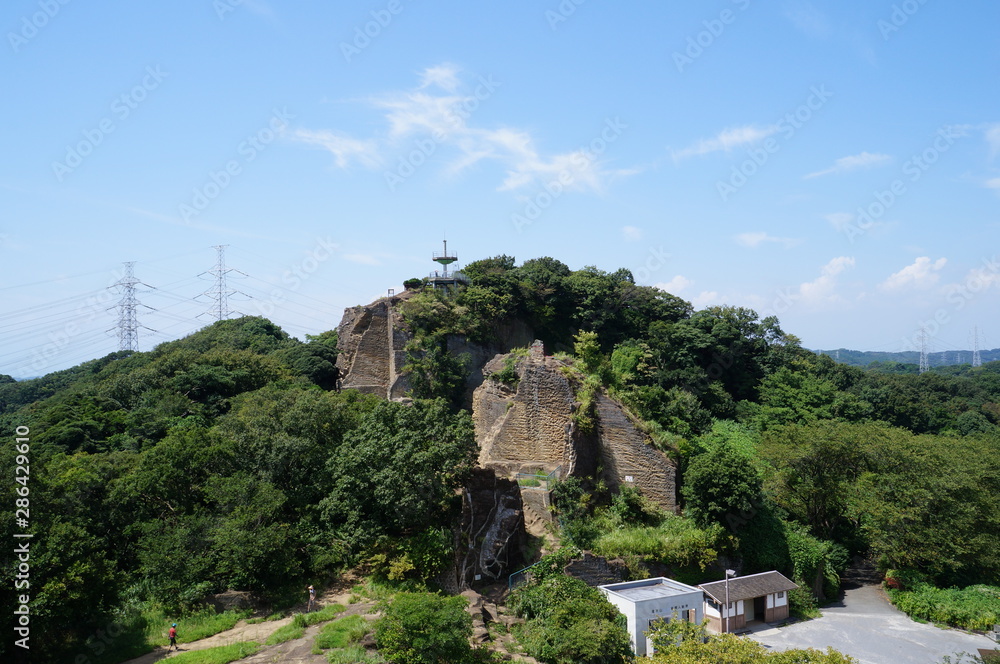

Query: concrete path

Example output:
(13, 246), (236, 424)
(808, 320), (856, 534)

(747, 582), (997, 664)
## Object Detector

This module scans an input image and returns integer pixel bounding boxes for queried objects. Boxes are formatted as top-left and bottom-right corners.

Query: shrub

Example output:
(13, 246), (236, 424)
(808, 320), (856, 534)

(888, 582), (1000, 631)
(374, 592), (474, 664)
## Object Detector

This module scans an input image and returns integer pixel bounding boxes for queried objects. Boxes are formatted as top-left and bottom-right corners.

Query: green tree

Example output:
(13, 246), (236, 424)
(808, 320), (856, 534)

(375, 592), (473, 664)
(682, 442), (763, 531)
(320, 399), (476, 546)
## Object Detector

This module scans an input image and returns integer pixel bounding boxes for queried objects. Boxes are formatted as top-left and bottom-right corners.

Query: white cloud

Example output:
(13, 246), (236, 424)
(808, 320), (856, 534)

(804, 151), (891, 179)
(292, 129), (381, 168)
(297, 64), (630, 193)
(986, 123), (1000, 159)
(419, 63), (461, 92)
(824, 212), (854, 231)
(796, 256), (856, 308)
(622, 226), (643, 241)
(671, 125), (778, 161)
(654, 275), (693, 294)
(985, 177), (1000, 191)
(735, 232), (801, 249)
(878, 256), (947, 292)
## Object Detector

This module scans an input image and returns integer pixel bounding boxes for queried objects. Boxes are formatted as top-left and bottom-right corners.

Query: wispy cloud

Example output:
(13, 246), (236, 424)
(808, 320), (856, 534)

(293, 129), (381, 168)
(622, 225), (643, 241)
(671, 125), (778, 161)
(985, 177), (1000, 191)
(985, 123), (1000, 159)
(824, 212), (855, 231)
(735, 231), (802, 249)
(784, 0), (832, 39)
(878, 256), (947, 292)
(804, 151), (891, 179)
(419, 63), (461, 92)
(296, 63), (630, 193)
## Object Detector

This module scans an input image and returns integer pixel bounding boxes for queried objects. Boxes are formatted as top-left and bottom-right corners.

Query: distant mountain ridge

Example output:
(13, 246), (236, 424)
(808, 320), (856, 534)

(813, 347), (1000, 369)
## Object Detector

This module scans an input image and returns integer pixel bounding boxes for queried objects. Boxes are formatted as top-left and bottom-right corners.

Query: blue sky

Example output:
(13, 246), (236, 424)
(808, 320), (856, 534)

(2, 0), (999, 379)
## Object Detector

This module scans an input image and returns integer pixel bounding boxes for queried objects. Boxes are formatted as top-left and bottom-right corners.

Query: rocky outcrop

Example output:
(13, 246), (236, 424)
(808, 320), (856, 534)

(594, 394), (678, 510)
(336, 296), (412, 399)
(336, 295), (534, 403)
(564, 552), (627, 587)
(474, 352), (585, 476)
(441, 468), (525, 592)
(474, 347), (678, 512)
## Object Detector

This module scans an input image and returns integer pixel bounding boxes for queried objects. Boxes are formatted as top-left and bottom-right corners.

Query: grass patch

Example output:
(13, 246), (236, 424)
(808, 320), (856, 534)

(303, 603), (347, 625)
(326, 643), (381, 664)
(265, 614), (307, 645)
(888, 582), (1000, 631)
(589, 512), (723, 582)
(169, 606), (252, 645)
(315, 614), (370, 650)
(166, 641), (261, 664)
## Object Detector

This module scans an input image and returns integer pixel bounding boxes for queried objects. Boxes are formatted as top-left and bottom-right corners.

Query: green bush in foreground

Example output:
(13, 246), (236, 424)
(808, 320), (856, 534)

(375, 592), (474, 664)
(888, 581), (1000, 631)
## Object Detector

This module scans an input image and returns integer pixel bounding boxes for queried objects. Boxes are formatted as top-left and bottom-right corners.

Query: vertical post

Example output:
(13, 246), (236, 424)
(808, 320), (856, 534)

(724, 569), (735, 633)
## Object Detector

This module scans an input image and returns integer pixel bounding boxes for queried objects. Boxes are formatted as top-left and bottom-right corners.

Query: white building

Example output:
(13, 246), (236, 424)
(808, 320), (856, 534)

(598, 577), (704, 657)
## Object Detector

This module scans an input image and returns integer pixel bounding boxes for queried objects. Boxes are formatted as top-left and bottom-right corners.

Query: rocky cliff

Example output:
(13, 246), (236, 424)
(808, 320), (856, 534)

(440, 468), (525, 592)
(336, 295), (413, 399)
(335, 295), (534, 402)
(474, 346), (678, 512)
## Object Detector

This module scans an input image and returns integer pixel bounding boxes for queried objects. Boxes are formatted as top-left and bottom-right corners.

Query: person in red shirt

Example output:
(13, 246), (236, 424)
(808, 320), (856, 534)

(167, 623), (178, 651)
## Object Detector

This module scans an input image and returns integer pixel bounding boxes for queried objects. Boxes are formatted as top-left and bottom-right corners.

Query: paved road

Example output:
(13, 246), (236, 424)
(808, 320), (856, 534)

(747, 582), (997, 664)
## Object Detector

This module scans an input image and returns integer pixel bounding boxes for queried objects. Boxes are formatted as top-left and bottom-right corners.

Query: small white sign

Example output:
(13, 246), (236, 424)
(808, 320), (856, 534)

(624, 475), (634, 482)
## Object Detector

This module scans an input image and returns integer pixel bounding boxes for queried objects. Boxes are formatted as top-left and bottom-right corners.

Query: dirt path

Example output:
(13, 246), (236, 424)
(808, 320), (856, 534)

(119, 580), (376, 664)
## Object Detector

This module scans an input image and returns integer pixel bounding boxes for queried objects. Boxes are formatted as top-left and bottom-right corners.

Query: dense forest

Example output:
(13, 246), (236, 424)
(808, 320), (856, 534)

(3, 255), (999, 663)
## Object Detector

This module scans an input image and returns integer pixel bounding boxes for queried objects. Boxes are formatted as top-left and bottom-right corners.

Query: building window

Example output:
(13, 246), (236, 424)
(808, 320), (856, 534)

(777, 592), (784, 599)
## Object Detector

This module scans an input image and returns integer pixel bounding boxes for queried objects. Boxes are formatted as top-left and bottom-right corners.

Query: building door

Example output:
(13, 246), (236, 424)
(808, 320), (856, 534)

(754, 596), (766, 621)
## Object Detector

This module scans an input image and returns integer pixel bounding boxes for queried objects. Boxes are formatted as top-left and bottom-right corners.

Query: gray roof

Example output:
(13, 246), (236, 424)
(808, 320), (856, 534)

(699, 571), (798, 603)
(600, 577), (702, 603)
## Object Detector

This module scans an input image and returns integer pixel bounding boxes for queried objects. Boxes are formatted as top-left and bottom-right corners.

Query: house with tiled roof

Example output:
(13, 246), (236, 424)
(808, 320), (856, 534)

(699, 570), (798, 633)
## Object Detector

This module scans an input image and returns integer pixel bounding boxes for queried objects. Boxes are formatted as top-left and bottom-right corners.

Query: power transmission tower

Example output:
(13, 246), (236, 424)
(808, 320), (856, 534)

(199, 245), (249, 321)
(109, 262), (155, 352)
(918, 327), (929, 374)
(972, 325), (982, 367)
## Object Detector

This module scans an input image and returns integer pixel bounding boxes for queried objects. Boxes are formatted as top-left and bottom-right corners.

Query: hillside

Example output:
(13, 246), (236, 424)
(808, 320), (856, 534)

(3, 255), (999, 663)
(815, 347), (1000, 370)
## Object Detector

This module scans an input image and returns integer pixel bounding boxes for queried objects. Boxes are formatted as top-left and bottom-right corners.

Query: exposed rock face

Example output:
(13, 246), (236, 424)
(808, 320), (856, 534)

(442, 468), (525, 592)
(474, 353), (585, 476)
(474, 348), (678, 512)
(564, 552), (627, 587)
(594, 393), (677, 510)
(336, 296), (412, 399)
(335, 296), (533, 403)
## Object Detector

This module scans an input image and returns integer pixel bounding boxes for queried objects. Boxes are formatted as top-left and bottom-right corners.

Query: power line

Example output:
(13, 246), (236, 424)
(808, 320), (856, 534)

(972, 325), (982, 368)
(919, 327), (929, 374)
(108, 262), (156, 353)
(199, 245), (249, 321)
